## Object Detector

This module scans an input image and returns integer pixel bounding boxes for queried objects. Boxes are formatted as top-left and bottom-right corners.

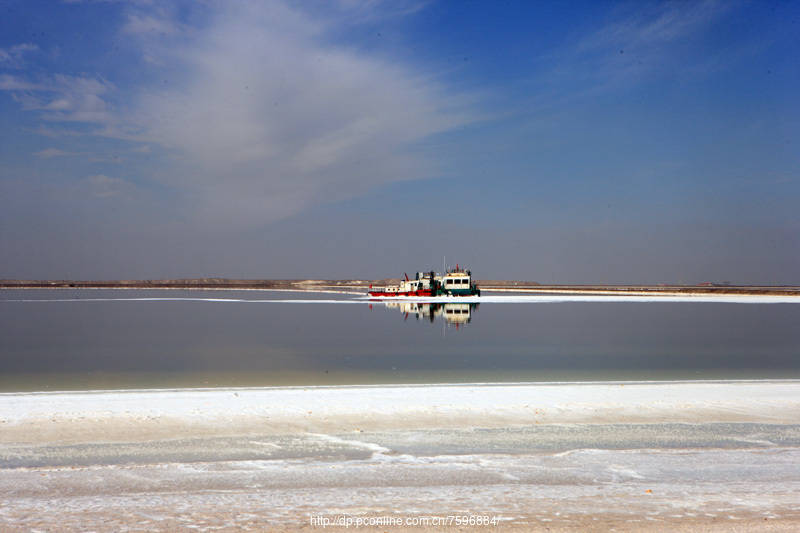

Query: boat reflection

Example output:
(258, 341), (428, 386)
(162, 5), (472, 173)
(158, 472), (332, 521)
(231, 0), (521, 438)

(382, 302), (479, 327)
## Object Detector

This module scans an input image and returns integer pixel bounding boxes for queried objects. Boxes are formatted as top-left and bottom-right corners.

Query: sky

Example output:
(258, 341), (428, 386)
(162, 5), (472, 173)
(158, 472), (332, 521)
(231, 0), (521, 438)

(0, 0), (798, 284)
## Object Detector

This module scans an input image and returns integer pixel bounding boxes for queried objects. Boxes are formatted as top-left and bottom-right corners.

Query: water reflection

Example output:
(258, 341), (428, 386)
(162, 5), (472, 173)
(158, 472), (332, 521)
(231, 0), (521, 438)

(382, 302), (480, 327)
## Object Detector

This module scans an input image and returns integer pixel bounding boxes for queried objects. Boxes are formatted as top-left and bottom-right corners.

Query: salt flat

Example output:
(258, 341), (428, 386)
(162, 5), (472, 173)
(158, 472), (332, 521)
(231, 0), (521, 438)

(2, 380), (800, 442)
(1, 381), (800, 531)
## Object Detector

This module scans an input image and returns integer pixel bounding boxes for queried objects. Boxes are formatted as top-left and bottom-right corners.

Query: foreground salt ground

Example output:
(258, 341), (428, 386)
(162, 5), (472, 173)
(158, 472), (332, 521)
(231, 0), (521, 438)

(2, 381), (800, 531)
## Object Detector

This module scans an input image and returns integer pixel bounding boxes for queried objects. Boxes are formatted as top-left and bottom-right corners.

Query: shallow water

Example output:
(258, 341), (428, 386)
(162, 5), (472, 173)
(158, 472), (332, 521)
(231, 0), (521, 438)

(2, 289), (800, 391)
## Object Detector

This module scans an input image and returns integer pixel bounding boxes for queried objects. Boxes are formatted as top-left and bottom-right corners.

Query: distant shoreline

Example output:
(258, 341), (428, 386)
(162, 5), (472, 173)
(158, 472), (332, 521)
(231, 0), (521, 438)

(2, 278), (800, 296)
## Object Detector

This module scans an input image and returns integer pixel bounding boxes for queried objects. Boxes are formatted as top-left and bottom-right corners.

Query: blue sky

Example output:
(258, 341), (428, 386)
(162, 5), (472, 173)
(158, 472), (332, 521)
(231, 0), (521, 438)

(1, 0), (798, 283)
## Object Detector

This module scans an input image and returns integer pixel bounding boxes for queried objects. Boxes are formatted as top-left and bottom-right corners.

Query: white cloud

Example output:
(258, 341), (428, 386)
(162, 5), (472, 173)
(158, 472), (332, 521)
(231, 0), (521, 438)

(42, 75), (115, 123)
(525, 0), (740, 109)
(1, 73), (115, 125)
(122, 13), (178, 35)
(0, 74), (46, 91)
(34, 148), (77, 158)
(330, 0), (430, 24)
(570, 0), (736, 85)
(0, 43), (38, 68)
(34, 147), (123, 163)
(123, 1), (471, 226)
(28, 126), (86, 138)
(579, 0), (730, 51)
(7, 1), (471, 226)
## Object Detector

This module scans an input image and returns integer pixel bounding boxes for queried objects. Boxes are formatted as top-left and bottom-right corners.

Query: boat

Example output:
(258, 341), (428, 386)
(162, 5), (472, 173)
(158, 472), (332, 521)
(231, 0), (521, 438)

(439, 265), (481, 297)
(368, 265), (480, 297)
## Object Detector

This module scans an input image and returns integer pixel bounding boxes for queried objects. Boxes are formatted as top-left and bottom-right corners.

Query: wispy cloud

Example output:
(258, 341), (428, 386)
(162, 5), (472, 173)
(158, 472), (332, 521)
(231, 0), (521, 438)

(538, 0), (738, 99)
(34, 148), (79, 158)
(27, 125), (86, 138)
(330, 0), (431, 24)
(33, 147), (124, 163)
(578, 0), (732, 51)
(5, 1), (472, 227)
(2, 74), (115, 125)
(122, 12), (179, 35)
(0, 43), (38, 68)
(0, 74), (47, 91)
(121, 1), (471, 225)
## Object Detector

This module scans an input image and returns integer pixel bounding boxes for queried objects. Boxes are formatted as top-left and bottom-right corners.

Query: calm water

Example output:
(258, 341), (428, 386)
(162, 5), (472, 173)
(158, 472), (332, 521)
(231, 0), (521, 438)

(1, 289), (799, 391)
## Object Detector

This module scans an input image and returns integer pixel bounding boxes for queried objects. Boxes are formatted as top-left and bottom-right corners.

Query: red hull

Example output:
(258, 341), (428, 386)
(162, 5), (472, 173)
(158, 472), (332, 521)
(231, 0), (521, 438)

(368, 289), (433, 297)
